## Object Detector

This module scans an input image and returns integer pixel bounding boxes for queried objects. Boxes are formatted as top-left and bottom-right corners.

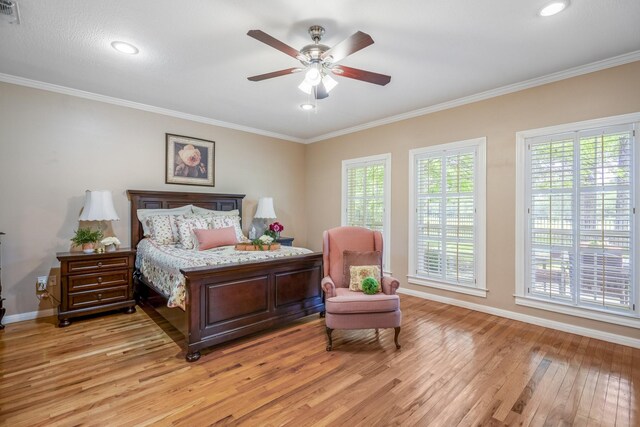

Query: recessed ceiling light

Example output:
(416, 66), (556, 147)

(300, 103), (315, 111)
(539, 1), (568, 17)
(111, 41), (139, 55)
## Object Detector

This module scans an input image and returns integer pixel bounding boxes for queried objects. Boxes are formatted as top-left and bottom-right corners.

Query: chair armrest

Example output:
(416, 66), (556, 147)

(321, 276), (336, 298)
(382, 276), (400, 295)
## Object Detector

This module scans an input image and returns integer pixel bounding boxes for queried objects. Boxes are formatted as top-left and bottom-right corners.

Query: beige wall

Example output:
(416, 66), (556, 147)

(305, 61), (640, 339)
(0, 82), (307, 316)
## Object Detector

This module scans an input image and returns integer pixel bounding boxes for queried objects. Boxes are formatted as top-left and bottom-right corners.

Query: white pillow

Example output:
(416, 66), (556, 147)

(192, 206), (240, 217)
(137, 205), (193, 236)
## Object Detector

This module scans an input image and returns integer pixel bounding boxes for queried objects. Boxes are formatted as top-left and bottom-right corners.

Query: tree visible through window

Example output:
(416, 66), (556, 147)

(527, 124), (636, 313)
(409, 137), (486, 294)
(342, 154), (391, 271)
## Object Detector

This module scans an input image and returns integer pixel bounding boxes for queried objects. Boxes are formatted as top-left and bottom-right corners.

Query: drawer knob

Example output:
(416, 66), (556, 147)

(98, 262), (103, 267)
(98, 293), (102, 300)
(97, 277), (102, 283)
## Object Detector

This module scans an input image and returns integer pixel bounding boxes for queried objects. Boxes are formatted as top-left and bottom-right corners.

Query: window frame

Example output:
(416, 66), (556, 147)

(408, 137), (487, 298)
(515, 112), (640, 328)
(341, 153), (392, 274)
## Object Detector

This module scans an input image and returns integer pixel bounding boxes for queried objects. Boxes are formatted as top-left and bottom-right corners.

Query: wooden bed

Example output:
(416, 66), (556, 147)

(127, 190), (324, 362)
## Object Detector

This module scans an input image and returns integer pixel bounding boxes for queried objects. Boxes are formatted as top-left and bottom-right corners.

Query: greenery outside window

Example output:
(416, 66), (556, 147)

(408, 138), (487, 297)
(516, 113), (640, 327)
(341, 153), (391, 272)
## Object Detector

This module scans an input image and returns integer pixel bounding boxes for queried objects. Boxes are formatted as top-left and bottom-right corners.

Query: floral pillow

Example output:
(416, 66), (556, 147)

(146, 215), (180, 245)
(210, 215), (246, 242)
(174, 215), (210, 250)
(349, 265), (382, 292)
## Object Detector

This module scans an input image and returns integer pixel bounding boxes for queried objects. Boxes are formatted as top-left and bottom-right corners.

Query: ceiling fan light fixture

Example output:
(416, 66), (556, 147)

(539, 1), (568, 16)
(322, 74), (338, 93)
(304, 64), (322, 86)
(298, 79), (313, 95)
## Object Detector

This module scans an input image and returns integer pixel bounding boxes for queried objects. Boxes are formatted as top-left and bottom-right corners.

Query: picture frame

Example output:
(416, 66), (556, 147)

(165, 133), (215, 187)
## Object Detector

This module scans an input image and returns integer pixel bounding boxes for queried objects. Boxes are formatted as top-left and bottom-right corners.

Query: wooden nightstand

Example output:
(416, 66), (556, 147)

(276, 237), (294, 247)
(56, 248), (136, 327)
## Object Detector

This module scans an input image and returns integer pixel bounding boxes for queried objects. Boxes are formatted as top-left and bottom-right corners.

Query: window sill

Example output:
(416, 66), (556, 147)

(407, 276), (487, 298)
(515, 296), (640, 329)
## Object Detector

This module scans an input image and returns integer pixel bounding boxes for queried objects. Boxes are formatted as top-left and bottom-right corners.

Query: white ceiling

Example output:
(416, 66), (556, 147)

(1, 0), (639, 141)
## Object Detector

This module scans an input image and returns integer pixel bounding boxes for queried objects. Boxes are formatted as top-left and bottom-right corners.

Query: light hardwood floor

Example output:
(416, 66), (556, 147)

(1, 295), (638, 426)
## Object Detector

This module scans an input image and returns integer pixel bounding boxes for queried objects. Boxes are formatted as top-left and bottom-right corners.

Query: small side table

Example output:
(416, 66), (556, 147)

(57, 248), (136, 327)
(276, 237), (294, 247)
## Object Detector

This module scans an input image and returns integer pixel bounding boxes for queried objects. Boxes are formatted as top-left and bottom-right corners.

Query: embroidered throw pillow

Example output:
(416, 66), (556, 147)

(210, 215), (246, 242)
(137, 205), (193, 236)
(175, 215), (210, 249)
(349, 265), (382, 292)
(146, 215), (179, 245)
(343, 250), (383, 287)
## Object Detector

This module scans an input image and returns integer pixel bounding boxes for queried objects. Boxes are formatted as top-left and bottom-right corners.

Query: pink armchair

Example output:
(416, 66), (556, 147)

(322, 226), (401, 351)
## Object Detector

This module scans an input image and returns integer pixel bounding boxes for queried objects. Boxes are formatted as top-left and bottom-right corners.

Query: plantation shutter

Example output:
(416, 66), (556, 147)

(415, 147), (477, 285)
(345, 161), (385, 233)
(526, 124), (635, 313)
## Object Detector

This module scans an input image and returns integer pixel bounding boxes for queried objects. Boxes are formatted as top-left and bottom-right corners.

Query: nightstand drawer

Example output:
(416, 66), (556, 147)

(68, 256), (130, 273)
(68, 286), (129, 309)
(68, 271), (129, 292)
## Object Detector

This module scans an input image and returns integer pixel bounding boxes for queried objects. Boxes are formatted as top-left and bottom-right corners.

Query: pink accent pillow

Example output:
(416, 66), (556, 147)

(193, 227), (238, 251)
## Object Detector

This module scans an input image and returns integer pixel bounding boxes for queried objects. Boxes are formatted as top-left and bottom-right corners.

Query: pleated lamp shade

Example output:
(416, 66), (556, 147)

(78, 190), (120, 221)
(254, 197), (276, 219)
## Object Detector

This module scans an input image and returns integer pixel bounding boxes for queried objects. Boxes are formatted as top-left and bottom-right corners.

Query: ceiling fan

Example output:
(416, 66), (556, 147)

(247, 25), (391, 100)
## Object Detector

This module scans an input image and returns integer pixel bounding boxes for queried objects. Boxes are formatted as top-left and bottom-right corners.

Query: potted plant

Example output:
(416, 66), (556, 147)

(71, 228), (104, 253)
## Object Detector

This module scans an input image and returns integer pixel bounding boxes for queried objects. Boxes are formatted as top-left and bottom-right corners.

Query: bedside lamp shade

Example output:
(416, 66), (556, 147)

(79, 190), (119, 221)
(254, 197), (276, 219)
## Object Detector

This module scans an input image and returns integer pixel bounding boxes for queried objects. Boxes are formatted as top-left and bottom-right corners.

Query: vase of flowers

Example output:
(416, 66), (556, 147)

(265, 221), (284, 241)
(101, 236), (121, 252)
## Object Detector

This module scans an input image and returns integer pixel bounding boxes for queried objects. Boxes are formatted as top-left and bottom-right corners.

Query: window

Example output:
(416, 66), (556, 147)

(516, 113), (640, 327)
(342, 153), (391, 272)
(408, 138), (487, 297)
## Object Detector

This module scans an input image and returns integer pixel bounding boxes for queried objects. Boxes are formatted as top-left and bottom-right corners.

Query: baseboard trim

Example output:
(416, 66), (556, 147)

(397, 287), (640, 349)
(3, 308), (57, 325)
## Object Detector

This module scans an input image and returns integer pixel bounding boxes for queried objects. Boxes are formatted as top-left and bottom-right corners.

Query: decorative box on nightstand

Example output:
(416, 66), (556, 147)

(276, 237), (294, 247)
(56, 248), (136, 327)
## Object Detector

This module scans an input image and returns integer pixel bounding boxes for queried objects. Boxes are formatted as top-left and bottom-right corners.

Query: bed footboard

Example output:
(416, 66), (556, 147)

(181, 253), (324, 361)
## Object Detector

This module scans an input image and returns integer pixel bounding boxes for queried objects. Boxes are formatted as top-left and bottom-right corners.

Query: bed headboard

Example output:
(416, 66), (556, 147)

(127, 190), (245, 249)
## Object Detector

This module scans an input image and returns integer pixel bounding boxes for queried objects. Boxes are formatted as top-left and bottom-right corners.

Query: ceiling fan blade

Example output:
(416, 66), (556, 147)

(331, 65), (391, 86)
(321, 31), (374, 63)
(247, 30), (303, 60)
(247, 68), (301, 82)
(314, 83), (329, 100)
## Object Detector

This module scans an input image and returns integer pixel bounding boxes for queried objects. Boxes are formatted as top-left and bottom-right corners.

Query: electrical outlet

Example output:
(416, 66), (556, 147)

(36, 276), (47, 292)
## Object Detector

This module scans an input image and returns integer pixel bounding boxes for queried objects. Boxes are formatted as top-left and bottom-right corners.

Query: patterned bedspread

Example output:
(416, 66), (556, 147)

(136, 238), (313, 310)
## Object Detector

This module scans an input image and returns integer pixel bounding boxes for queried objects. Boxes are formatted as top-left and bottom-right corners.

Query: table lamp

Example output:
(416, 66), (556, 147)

(79, 189), (119, 236)
(253, 197), (276, 237)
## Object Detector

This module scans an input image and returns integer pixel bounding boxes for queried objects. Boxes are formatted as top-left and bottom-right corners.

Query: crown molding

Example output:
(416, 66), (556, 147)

(305, 50), (640, 144)
(1, 50), (638, 145)
(0, 73), (305, 144)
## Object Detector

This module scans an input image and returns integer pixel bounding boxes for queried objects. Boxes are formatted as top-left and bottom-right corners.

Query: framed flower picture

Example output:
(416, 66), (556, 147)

(165, 134), (215, 187)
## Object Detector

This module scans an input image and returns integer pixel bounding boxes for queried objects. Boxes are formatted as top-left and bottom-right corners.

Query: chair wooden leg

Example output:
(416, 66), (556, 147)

(326, 327), (333, 351)
(394, 327), (401, 350)
(319, 310), (325, 318)
(375, 328), (379, 336)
